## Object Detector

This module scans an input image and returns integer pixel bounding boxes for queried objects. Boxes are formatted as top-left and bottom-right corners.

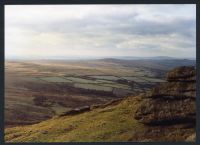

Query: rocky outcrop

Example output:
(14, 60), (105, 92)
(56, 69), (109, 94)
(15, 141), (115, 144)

(134, 66), (196, 125)
(90, 98), (123, 109)
(185, 133), (196, 142)
(58, 98), (124, 117)
(167, 66), (196, 82)
(59, 106), (90, 117)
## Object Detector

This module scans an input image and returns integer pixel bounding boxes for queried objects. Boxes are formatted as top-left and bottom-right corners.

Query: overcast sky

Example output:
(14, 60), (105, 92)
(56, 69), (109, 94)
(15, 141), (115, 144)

(5, 4), (196, 59)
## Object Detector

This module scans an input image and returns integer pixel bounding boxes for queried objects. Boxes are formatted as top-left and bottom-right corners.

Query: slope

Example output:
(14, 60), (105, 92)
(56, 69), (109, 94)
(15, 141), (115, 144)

(5, 66), (196, 142)
(5, 96), (146, 142)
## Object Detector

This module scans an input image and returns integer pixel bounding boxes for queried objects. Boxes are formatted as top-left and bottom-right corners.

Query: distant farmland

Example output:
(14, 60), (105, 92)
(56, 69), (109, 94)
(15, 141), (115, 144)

(5, 58), (195, 127)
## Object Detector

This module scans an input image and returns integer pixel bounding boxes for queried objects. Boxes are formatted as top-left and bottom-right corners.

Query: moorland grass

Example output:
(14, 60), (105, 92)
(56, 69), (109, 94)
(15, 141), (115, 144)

(5, 96), (144, 142)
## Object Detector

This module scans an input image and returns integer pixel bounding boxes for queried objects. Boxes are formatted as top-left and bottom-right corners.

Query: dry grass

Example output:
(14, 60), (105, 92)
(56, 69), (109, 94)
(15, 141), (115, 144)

(5, 96), (145, 142)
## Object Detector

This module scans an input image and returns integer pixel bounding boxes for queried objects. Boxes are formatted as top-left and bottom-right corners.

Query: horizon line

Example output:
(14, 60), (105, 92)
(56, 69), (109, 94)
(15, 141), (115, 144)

(5, 56), (196, 61)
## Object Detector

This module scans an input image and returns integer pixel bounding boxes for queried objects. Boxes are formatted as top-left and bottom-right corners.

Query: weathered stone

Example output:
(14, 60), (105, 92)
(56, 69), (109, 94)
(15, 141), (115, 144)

(59, 106), (90, 117)
(135, 98), (196, 125)
(167, 66), (196, 82)
(185, 133), (196, 142)
(145, 82), (196, 99)
(134, 66), (196, 125)
(90, 98), (123, 110)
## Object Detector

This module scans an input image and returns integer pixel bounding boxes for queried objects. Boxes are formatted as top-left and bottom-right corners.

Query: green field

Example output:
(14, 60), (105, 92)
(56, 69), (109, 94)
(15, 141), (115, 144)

(140, 77), (166, 83)
(95, 79), (116, 84)
(88, 75), (120, 81)
(74, 83), (113, 92)
(121, 76), (148, 82)
(65, 77), (99, 84)
(100, 83), (131, 90)
(27, 75), (165, 92)
(39, 77), (73, 83)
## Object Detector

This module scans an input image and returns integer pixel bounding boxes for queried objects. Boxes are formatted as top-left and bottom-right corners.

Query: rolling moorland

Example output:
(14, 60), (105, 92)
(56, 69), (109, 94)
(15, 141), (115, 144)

(5, 58), (196, 142)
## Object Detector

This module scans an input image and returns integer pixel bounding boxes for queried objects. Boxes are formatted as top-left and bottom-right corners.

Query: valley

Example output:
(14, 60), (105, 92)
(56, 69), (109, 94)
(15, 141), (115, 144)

(5, 65), (196, 142)
(5, 58), (195, 127)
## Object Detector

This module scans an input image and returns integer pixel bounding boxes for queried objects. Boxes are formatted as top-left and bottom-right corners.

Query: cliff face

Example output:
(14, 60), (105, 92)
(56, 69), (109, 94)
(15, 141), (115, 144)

(134, 66), (196, 140)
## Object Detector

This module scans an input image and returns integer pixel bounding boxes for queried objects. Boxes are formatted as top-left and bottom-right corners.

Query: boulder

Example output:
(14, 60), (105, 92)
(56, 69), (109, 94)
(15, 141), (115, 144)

(90, 98), (123, 110)
(59, 106), (90, 117)
(135, 98), (196, 125)
(167, 66), (196, 82)
(134, 66), (196, 125)
(185, 133), (196, 142)
(145, 82), (196, 99)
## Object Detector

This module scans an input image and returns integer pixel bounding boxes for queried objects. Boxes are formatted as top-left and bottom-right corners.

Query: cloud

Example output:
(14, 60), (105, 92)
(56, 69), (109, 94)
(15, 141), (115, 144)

(5, 4), (196, 59)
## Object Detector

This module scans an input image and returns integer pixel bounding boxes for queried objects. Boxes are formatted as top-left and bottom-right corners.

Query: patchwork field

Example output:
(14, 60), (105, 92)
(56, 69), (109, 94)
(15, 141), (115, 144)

(5, 58), (195, 127)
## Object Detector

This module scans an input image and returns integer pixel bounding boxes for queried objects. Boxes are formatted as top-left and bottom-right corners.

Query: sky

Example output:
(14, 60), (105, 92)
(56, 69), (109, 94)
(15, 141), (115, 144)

(5, 4), (196, 59)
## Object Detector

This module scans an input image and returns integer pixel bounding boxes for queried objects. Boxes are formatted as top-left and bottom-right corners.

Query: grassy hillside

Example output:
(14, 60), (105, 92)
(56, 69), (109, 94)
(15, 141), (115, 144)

(5, 93), (194, 142)
(5, 65), (196, 142)
(5, 96), (145, 142)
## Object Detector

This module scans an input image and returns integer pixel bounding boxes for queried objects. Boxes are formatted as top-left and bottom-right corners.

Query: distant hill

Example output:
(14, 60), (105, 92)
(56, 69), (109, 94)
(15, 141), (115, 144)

(99, 58), (196, 71)
(106, 56), (177, 60)
(6, 55), (196, 61)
